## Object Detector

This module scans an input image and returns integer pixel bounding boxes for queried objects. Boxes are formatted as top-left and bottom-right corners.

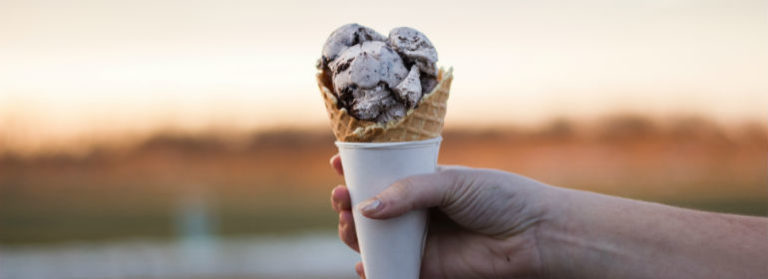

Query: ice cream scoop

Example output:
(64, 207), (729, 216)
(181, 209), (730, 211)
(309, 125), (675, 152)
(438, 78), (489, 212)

(330, 41), (408, 98)
(387, 27), (438, 77)
(319, 23), (386, 70)
(329, 41), (409, 122)
(318, 23), (439, 124)
(393, 66), (422, 108)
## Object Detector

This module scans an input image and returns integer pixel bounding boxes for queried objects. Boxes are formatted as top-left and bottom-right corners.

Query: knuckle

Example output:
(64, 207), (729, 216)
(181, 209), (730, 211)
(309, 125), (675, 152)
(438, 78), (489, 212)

(438, 166), (472, 187)
(438, 167), (465, 190)
(439, 168), (476, 208)
(389, 178), (414, 200)
(379, 178), (415, 211)
(341, 229), (351, 243)
(439, 167), (462, 181)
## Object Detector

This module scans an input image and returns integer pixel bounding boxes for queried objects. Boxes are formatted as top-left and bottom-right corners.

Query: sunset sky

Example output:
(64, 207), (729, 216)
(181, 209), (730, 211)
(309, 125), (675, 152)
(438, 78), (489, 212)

(1, 0), (767, 153)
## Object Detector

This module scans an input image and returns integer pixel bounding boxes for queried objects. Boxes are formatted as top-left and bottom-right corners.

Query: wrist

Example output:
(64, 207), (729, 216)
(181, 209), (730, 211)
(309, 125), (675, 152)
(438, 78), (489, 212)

(533, 188), (673, 279)
(533, 186), (599, 279)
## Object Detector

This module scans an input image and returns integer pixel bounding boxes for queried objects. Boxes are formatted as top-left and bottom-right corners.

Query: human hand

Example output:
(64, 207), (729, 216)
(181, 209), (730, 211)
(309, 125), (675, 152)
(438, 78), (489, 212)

(329, 154), (556, 278)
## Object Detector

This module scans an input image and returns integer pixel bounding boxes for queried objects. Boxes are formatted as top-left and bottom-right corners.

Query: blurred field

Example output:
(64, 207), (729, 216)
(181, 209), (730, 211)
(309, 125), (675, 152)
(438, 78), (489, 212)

(1, 115), (766, 245)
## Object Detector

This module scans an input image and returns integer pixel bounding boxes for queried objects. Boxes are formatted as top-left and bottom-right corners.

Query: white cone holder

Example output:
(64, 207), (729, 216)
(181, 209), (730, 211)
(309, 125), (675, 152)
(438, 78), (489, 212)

(336, 136), (442, 279)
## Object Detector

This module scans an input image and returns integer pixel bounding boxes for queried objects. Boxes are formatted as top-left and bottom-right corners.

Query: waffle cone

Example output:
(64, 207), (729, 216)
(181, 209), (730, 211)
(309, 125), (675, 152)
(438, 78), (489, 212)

(318, 67), (453, 142)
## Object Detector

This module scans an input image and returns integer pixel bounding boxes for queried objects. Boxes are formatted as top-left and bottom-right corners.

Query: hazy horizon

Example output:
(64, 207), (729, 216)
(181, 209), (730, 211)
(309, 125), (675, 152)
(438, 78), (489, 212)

(1, 113), (765, 157)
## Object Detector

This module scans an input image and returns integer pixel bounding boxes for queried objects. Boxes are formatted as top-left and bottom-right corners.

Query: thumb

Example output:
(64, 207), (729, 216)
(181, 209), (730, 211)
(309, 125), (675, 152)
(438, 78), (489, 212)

(357, 167), (459, 219)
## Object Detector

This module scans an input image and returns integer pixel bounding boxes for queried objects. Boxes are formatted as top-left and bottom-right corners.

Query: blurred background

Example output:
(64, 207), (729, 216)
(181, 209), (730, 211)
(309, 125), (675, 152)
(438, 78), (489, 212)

(1, 0), (766, 278)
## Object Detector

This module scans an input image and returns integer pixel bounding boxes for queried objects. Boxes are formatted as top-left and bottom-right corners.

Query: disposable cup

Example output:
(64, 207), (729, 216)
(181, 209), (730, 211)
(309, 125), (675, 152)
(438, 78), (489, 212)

(335, 136), (442, 279)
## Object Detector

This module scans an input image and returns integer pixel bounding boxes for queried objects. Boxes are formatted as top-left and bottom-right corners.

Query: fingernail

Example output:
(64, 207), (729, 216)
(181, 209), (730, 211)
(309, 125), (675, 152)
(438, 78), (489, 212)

(359, 199), (381, 214)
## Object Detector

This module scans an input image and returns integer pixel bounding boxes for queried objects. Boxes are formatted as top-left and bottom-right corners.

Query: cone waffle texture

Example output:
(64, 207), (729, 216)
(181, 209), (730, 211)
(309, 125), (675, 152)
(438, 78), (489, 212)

(318, 67), (453, 142)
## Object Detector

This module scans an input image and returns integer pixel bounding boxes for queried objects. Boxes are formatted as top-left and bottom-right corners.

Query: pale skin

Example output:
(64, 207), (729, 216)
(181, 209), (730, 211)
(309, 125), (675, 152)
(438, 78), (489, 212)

(329, 155), (768, 279)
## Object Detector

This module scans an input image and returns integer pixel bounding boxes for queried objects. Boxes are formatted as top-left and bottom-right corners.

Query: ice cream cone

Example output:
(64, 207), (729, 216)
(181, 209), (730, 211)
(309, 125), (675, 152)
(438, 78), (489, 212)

(318, 67), (453, 142)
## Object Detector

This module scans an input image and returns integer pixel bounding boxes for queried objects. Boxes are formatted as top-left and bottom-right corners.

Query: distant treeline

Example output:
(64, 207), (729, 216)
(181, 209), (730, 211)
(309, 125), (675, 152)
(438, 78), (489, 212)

(1, 115), (765, 163)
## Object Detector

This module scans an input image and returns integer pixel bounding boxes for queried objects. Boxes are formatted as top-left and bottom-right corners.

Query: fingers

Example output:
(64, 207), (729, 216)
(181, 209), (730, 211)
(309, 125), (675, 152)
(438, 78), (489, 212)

(358, 168), (460, 219)
(331, 185), (352, 212)
(329, 154), (343, 175)
(338, 210), (360, 252)
(355, 261), (365, 278)
(332, 185), (359, 251)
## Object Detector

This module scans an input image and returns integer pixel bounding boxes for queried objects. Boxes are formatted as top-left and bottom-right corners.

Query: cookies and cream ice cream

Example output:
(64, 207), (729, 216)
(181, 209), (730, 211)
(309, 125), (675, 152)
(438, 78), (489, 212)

(317, 23), (439, 123)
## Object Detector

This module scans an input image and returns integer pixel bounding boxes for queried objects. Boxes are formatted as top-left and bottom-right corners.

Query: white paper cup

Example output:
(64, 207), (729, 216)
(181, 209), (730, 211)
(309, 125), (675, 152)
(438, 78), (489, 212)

(335, 136), (442, 279)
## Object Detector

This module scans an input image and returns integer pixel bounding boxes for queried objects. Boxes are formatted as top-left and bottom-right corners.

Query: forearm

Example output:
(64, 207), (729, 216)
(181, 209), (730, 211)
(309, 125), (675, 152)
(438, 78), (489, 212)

(537, 187), (768, 279)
